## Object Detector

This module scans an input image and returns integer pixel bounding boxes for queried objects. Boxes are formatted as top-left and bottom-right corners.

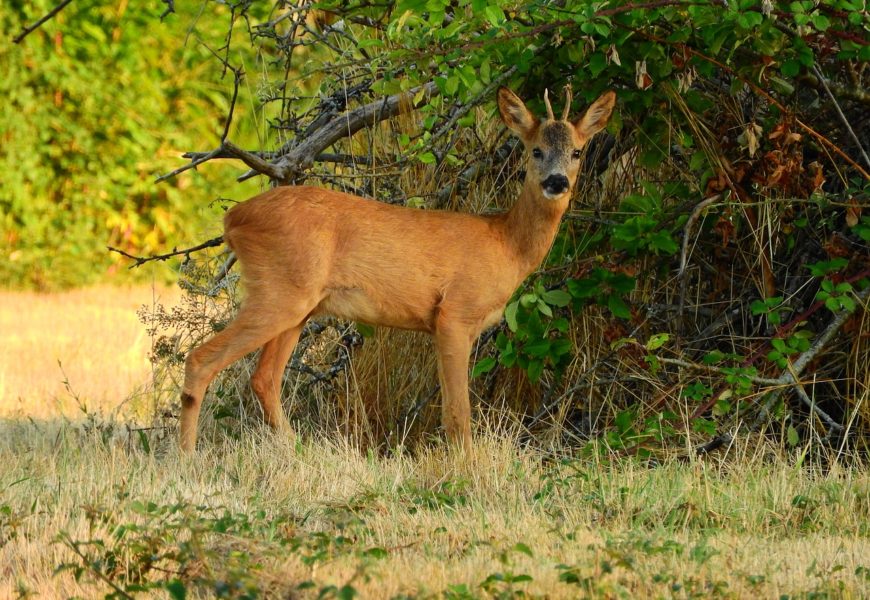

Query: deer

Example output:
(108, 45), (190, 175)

(179, 85), (616, 452)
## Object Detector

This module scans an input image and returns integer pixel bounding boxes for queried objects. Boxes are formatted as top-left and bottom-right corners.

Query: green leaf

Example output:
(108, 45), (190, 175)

(536, 300), (553, 317)
(166, 580), (187, 600)
(567, 278), (599, 299)
(645, 333), (670, 351)
(588, 52), (608, 77)
(363, 547), (389, 559)
(418, 151), (437, 164)
(542, 289), (572, 307)
(337, 585), (358, 600)
(807, 258), (848, 276)
(527, 359), (544, 383)
(472, 357), (497, 378)
(356, 323), (375, 337)
(750, 299), (768, 315)
(787, 425), (800, 447)
(519, 293), (538, 308)
(483, 5), (505, 27)
(524, 338), (552, 358)
(607, 295), (631, 319)
(780, 59), (801, 77)
(810, 13), (830, 30)
(550, 338), (573, 357)
(513, 542), (534, 557)
(505, 302), (519, 332)
(703, 350), (725, 365)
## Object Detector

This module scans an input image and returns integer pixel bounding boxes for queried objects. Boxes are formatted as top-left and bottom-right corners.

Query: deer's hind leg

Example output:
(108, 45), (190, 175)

(250, 322), (308, 435)
(180, 295), (314, 452)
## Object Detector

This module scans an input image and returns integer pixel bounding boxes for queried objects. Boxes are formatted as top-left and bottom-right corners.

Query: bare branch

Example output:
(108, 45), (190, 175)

(159, 0), (175, 21)
(222, 141), (289, 180)
(221, 67), (243, 143)
(811, 64), (870, 172)
(108, 236), (224, 269)
(13, 0), (74, 44)
(270, 80), (440, 180)
(155, 148), (221, 183)
(160, 81), (439, 185)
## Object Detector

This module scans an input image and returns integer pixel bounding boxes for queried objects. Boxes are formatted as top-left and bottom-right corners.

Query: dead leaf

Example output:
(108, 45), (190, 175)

(740, 123), (763, 157)
(846, 197), (862, 227)
(635, 60), (653, 90)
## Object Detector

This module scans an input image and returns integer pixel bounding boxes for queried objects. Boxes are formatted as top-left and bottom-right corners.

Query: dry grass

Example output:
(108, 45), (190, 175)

(1, 424), (868, 599)
(1, 288), (868, 599)
(0, 285), (179, 420)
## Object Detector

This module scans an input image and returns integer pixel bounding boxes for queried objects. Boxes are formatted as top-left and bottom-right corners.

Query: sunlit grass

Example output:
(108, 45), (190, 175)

(0, 287), (867, 598)
(1, 424), (868, 599)
(0, 285), (178, 419)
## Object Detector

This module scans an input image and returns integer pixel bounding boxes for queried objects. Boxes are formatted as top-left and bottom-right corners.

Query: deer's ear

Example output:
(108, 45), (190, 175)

(498, 87), (538, 139)
(574, 91), (616, 138)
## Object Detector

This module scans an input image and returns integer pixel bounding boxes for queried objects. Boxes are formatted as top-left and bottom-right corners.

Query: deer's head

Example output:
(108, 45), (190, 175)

(498, 86), (616, 200)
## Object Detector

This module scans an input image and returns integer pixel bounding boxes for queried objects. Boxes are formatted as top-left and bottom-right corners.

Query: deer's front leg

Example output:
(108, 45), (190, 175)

(434, 325), (474, 448)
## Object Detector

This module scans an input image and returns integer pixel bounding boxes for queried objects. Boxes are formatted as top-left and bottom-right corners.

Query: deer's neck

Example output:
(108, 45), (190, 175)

(501, 180), (569, 277)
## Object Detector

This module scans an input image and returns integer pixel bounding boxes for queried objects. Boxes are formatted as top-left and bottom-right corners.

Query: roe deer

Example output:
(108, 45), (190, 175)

(179, 86), (616, 451)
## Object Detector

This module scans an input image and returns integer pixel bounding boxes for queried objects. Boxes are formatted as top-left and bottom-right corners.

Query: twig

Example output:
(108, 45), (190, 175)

(159, 0), (175, 21)
(788, 284), (870, 376)
(13, 0), (73, 44)
(108, 236), (224, 269)
(693, 431), (733, 456)
(155, 148), (221, 183)
(678, 194), (722, 330)
(658, 357), (783, 386)
(811, 64), (870, 174)
(679, 194), (722, 278)
(792, 379), (843, 431)
(221, 67), (243, 143)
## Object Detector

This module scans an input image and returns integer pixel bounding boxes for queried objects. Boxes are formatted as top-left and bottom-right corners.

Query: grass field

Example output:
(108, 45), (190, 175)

(1, 287), (868, 599)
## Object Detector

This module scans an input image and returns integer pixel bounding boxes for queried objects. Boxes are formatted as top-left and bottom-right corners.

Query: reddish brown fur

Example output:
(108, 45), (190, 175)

(179, 87), (616, 452)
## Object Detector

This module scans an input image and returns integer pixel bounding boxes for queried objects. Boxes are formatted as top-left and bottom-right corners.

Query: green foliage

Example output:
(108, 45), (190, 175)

(1, 2), (252, 288)
(816, 278), (857, 312)
(751, 296), (786, 327)
(767, 331), (812, 369)
(496, 281), (574, 383)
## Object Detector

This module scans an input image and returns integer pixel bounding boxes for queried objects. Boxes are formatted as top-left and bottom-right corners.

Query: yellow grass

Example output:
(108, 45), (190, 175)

(0, 287), (868, 599)
(0, 285), (178, 419)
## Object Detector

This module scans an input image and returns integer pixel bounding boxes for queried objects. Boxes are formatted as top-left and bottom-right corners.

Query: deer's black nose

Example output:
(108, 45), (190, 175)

(541, 174), (569, 196)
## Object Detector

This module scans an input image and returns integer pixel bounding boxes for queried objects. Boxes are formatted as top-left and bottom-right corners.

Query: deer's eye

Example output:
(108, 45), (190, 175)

(532, 148), (543, 159)
(572, 149), (582, 160)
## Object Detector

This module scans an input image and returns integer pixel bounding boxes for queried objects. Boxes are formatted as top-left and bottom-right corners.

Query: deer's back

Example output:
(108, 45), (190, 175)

(224, 186), (518, 332)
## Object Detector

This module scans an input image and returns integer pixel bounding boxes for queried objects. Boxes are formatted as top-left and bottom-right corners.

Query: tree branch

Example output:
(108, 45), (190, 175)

(159, 0), (175, 22)
(13, 0), (74, 44)
(108, 236), (224, 269)
(160, 81), (440, 185)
